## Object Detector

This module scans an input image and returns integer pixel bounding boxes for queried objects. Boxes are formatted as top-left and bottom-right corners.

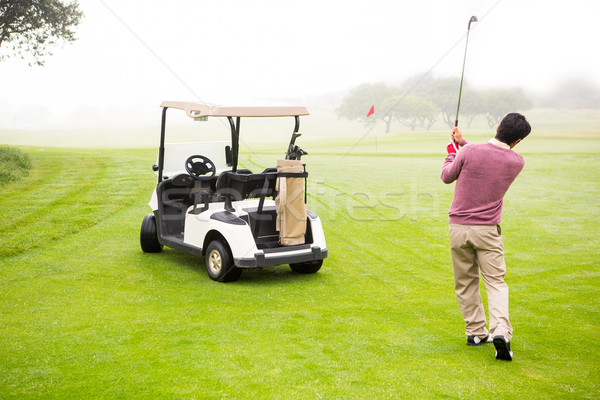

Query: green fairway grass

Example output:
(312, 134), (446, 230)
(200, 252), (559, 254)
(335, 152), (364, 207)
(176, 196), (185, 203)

(1, 131), (599, 398)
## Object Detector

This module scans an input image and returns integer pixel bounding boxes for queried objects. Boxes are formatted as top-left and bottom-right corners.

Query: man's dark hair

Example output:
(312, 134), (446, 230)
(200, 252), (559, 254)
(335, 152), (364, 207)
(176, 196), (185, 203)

(495, 113), (531, 144)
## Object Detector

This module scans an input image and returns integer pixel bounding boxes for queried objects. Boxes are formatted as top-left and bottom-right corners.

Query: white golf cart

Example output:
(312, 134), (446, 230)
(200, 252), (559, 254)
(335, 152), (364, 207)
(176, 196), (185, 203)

(140, 101), (328, 282)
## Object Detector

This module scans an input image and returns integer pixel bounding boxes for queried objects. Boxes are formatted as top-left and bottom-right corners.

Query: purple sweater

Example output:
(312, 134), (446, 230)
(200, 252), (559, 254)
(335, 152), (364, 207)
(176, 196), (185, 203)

(441, 140), (524, 225)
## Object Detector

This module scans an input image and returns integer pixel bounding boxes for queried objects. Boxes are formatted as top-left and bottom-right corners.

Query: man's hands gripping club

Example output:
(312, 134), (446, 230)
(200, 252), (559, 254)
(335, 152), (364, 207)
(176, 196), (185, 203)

(446, 127), (464, 154)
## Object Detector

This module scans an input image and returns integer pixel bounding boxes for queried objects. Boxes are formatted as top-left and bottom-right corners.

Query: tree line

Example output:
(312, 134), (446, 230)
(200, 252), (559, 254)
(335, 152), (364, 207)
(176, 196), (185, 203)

(335, 75), (533, 133)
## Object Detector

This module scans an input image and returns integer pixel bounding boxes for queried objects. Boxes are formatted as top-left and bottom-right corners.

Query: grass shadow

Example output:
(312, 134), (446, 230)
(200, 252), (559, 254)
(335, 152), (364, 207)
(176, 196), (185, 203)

(236, 265), (324, 286)
(150, 247), (323, 286)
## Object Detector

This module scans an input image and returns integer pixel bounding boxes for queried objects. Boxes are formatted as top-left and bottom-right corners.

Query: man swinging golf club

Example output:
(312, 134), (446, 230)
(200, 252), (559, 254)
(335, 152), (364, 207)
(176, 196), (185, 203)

(441, 113), (531, 361)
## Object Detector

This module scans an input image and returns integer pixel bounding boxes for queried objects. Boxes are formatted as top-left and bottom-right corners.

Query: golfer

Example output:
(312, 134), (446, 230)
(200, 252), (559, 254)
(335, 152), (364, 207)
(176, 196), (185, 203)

(441, 113), (531, 361)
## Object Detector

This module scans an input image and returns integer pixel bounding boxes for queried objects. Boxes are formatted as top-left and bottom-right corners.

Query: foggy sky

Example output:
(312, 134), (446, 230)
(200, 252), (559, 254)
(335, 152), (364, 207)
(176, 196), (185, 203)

(1, 0), (599, 128)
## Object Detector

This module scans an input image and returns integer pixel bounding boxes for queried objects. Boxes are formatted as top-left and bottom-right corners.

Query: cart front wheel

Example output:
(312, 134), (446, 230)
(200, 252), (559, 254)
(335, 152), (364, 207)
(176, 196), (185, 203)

(140, 214), (163, 253)
(205, 240), (242, 282)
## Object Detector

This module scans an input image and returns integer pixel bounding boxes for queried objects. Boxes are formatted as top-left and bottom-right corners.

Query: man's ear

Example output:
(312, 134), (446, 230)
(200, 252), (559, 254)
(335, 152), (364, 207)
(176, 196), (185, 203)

(509, 138), (522, 149)
(496, 125), (499, 132)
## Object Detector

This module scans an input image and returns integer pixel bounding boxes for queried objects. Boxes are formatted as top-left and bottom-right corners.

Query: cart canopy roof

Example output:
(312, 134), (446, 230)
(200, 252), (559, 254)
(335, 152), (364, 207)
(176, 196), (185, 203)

(161, 101), (309, 119)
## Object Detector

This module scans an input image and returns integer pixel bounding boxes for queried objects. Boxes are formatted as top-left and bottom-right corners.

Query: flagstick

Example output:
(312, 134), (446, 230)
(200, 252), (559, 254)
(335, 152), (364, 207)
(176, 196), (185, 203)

(366, 104), (377, 150)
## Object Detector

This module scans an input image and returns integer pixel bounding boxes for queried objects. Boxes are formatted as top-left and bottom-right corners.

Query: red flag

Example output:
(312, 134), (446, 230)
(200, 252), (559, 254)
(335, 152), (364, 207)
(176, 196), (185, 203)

(367, 105), (375, 117)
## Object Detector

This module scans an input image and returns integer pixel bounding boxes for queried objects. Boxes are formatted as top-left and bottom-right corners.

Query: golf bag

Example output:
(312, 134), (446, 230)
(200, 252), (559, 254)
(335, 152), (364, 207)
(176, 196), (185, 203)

(275, 159), (307, 246)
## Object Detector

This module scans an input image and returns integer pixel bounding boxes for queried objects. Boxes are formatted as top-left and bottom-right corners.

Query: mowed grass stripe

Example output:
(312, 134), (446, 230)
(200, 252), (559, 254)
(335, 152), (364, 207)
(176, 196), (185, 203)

(0, 149), (152, 258)
(0, 151), (107, 256)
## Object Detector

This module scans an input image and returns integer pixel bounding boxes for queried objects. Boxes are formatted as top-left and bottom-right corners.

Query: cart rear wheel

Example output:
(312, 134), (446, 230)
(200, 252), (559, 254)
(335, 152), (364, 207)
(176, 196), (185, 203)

(140, 214), (163, 253)
(205, 240), (242, 282)
(290, 260), (322, 274)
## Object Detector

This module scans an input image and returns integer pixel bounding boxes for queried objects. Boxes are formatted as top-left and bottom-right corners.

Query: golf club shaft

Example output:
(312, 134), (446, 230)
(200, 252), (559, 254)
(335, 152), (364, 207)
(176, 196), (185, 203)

(455, 16), (477, 128)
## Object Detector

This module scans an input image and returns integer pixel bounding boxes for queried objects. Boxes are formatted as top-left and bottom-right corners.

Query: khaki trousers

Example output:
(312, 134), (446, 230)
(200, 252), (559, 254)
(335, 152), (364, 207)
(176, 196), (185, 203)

(449, 223), (512, 340)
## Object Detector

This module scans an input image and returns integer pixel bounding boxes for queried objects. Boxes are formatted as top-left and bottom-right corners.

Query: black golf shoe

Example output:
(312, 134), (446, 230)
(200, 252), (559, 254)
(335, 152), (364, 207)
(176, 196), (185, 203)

(467, 334), (493, 346)
(493, 335), (513, 361)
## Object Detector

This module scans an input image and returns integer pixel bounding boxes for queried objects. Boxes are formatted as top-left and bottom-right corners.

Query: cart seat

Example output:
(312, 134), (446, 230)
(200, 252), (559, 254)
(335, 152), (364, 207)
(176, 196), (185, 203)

(215, 171), (277, 202)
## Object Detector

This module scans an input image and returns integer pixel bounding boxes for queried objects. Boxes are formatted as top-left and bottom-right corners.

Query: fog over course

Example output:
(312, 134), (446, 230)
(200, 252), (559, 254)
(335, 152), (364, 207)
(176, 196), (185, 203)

(1, 0), (598, 130)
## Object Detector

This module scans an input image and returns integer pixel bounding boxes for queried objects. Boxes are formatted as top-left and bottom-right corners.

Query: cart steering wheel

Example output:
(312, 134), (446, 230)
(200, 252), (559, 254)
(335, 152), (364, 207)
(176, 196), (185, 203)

(185, 155), (216, 181)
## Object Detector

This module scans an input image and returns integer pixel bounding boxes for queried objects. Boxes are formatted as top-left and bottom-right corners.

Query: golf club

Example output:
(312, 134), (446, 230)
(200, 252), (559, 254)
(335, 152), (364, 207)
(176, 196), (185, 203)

(450, 16), (477, 152)
(455, 15), (478, 128)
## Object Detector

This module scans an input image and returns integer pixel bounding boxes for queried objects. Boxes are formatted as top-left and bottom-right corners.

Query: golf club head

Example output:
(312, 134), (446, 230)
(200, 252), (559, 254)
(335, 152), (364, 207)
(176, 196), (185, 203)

(468, 16), (478, 30)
